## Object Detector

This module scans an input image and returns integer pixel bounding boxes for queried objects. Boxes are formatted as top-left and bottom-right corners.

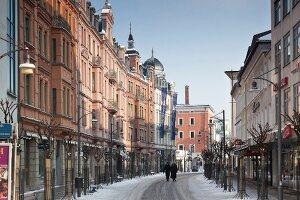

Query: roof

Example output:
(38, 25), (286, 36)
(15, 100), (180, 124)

(176, 104), (215, 113)
(144, 57), (164, 72)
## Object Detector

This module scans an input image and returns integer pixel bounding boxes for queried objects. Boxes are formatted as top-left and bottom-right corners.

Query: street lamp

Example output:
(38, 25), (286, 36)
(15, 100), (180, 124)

(208, 119), (214, 150)
(76, 109), (97, 197)
(250, 66), (282, 199)
(0, 38), (36, 75)
(210, 110), (226, 190)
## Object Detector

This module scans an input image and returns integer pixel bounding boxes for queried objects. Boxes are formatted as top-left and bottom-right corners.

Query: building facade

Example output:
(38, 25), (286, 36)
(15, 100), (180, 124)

(175, 86), (214, 172)
(145, 53), (177, 172)
(270, 0), (300, 190)
(14, 0), (173, 199)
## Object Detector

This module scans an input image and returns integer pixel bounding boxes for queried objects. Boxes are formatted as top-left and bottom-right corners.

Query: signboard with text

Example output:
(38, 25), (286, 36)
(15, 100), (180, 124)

(0, 144), (12, 200)
(0, 124), (13, 139)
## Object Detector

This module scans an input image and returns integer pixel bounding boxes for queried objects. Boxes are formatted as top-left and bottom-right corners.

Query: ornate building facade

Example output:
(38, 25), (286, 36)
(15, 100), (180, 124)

(9, 0), (176, 199)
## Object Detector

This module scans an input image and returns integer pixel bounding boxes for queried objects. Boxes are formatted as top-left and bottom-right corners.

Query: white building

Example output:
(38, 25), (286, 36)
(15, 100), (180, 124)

(144, 52), (176, 172)
(0, 0), (18, 124)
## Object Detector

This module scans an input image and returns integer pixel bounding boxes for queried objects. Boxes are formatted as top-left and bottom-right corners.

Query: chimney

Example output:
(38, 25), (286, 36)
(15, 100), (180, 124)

(185, 85), (189, 105)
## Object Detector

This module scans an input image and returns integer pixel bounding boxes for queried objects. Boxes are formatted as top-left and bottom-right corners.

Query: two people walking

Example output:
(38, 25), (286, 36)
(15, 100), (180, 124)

(164, 162), (178, 181)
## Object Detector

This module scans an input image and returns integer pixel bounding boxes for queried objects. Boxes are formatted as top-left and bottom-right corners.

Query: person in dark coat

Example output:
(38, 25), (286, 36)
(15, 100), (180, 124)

(164, 162), (171, 181)
(170, 163), (178, 181)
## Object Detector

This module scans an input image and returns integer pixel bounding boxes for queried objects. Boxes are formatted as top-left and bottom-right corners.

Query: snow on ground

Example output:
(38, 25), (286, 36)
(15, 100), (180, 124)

(189, 174), (257, 200)
(78, 174), (163, 200)
(78, 173), (265, 200)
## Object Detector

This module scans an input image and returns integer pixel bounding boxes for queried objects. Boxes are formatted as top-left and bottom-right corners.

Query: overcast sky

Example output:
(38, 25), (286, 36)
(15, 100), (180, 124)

(90, 0), (271, 118)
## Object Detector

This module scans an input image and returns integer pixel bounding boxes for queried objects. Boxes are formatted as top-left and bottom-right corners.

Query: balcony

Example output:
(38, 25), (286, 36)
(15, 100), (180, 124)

(92, 56), (102, 66)
(107, 99), (118, 115)
(105, 69), (117, 84)
(135, 92), (146, 101)
(52, 15), (71, 35)
(117, 81), (125, 91)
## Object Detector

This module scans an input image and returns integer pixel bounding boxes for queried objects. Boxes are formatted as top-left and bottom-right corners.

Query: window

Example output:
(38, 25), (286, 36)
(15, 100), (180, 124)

(52, 39), (56, 62)
(283, 33), (291, 66)
(294, 83), (300, 112)
(7, 0), (16, 94)
(294, 22), (300, 59)
(284, 88), (290, 119)
(25, 74), (31, 104)
(53, 88), (57, 114)
(283, 0), (291, 16)
(38, 28), (42, 54)
(67, 89), (70, 115)
(25, 15), (30, 42)
(92, 72), (96, 92)
(44, 31), (47, 57)
(178, 145), (184, 150)
(63, 87), (66, 115)
(274, 0), (281, 25)
(66, 42), (69, 66)
(275, 41), (281, 72)
(62, 39), (65, 63)
(178, 131), (183, 139)
(39, 80), (42, 108)
(190, 131), (195, 139)
(178, 118), (183, 126)
(190, 117), (195, 126)
(44, 82), (48, 111)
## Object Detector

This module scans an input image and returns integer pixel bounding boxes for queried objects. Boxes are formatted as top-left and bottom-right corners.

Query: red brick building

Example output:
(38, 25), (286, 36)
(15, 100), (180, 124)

(175, 86), (214, 171)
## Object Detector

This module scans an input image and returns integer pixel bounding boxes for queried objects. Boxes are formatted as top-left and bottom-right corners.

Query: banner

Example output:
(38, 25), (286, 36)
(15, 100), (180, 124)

(160, 87), (167, 138)
(0, 144), (11, 200)
(171, 93), (177, 140)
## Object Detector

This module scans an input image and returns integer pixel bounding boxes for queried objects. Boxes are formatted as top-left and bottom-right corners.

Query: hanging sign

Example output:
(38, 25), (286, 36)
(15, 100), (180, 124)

(0, 144), (12, 200)
(283, 124), (293, 139)
(0, 124), (13, 139)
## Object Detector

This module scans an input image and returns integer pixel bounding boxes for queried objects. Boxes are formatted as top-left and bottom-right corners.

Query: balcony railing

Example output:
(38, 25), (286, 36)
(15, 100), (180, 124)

(117, 81), (124, 91)
(92, 56), (101, 66)
(52, 15), (71, 35)
(135, 92), (146, 101)
(107, 99), (118, 114)
(106, 69), (117, 84)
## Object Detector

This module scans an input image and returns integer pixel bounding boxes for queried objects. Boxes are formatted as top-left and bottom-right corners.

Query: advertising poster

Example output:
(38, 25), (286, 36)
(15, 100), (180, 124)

(160, 87), (167, 138)
(0, 144), (11, 200)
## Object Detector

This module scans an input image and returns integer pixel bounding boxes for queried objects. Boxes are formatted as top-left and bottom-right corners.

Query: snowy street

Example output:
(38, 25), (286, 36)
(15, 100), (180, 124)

(77, 172), (278, 200)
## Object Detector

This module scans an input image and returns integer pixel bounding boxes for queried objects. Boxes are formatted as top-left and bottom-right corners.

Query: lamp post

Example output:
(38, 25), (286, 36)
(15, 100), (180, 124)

(210, 110), (226, 190)
(251, 66), (282, 199)
(76, 108), (94, 197)
(208, 119), (214, 150)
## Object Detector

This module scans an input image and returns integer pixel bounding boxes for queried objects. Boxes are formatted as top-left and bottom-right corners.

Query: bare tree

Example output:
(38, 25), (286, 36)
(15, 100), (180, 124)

(248, 123), (273, 200)
(211, 141), (222, 185)
(34, 116), (60, 200)
(201, 149), (214, 180)
(225, 140), (235, 192)
(0, 98), (18, 123)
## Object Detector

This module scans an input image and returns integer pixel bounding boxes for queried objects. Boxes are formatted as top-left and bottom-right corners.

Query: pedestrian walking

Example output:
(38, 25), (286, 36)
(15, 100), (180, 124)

(170, 163), (178, 181)
(164, 162), (171, 181)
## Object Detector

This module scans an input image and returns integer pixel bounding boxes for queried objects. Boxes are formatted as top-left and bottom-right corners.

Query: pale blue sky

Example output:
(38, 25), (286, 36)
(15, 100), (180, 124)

(91, 0), (271, 117)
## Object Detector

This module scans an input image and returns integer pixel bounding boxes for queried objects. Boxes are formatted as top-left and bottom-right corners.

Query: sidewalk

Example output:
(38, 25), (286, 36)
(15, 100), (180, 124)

(231, 176), (298, 200)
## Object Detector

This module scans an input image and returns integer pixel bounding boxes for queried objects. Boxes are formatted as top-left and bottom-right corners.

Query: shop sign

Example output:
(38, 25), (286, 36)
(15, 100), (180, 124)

(0, 124), (13, 139)
(0, 143), (12, 200)
(283, 124), (293, 139)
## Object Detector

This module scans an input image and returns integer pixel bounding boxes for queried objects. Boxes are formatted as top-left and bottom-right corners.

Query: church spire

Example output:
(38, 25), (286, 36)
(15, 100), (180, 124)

(128, 23), (134, 49)
(151, 48), (154, 58)
(104, 0), (111, 9)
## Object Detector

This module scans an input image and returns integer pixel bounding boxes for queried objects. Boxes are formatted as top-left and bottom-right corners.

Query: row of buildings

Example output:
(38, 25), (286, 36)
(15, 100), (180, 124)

(0, 0), (177, 199)
(227, 0), (300, 193)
